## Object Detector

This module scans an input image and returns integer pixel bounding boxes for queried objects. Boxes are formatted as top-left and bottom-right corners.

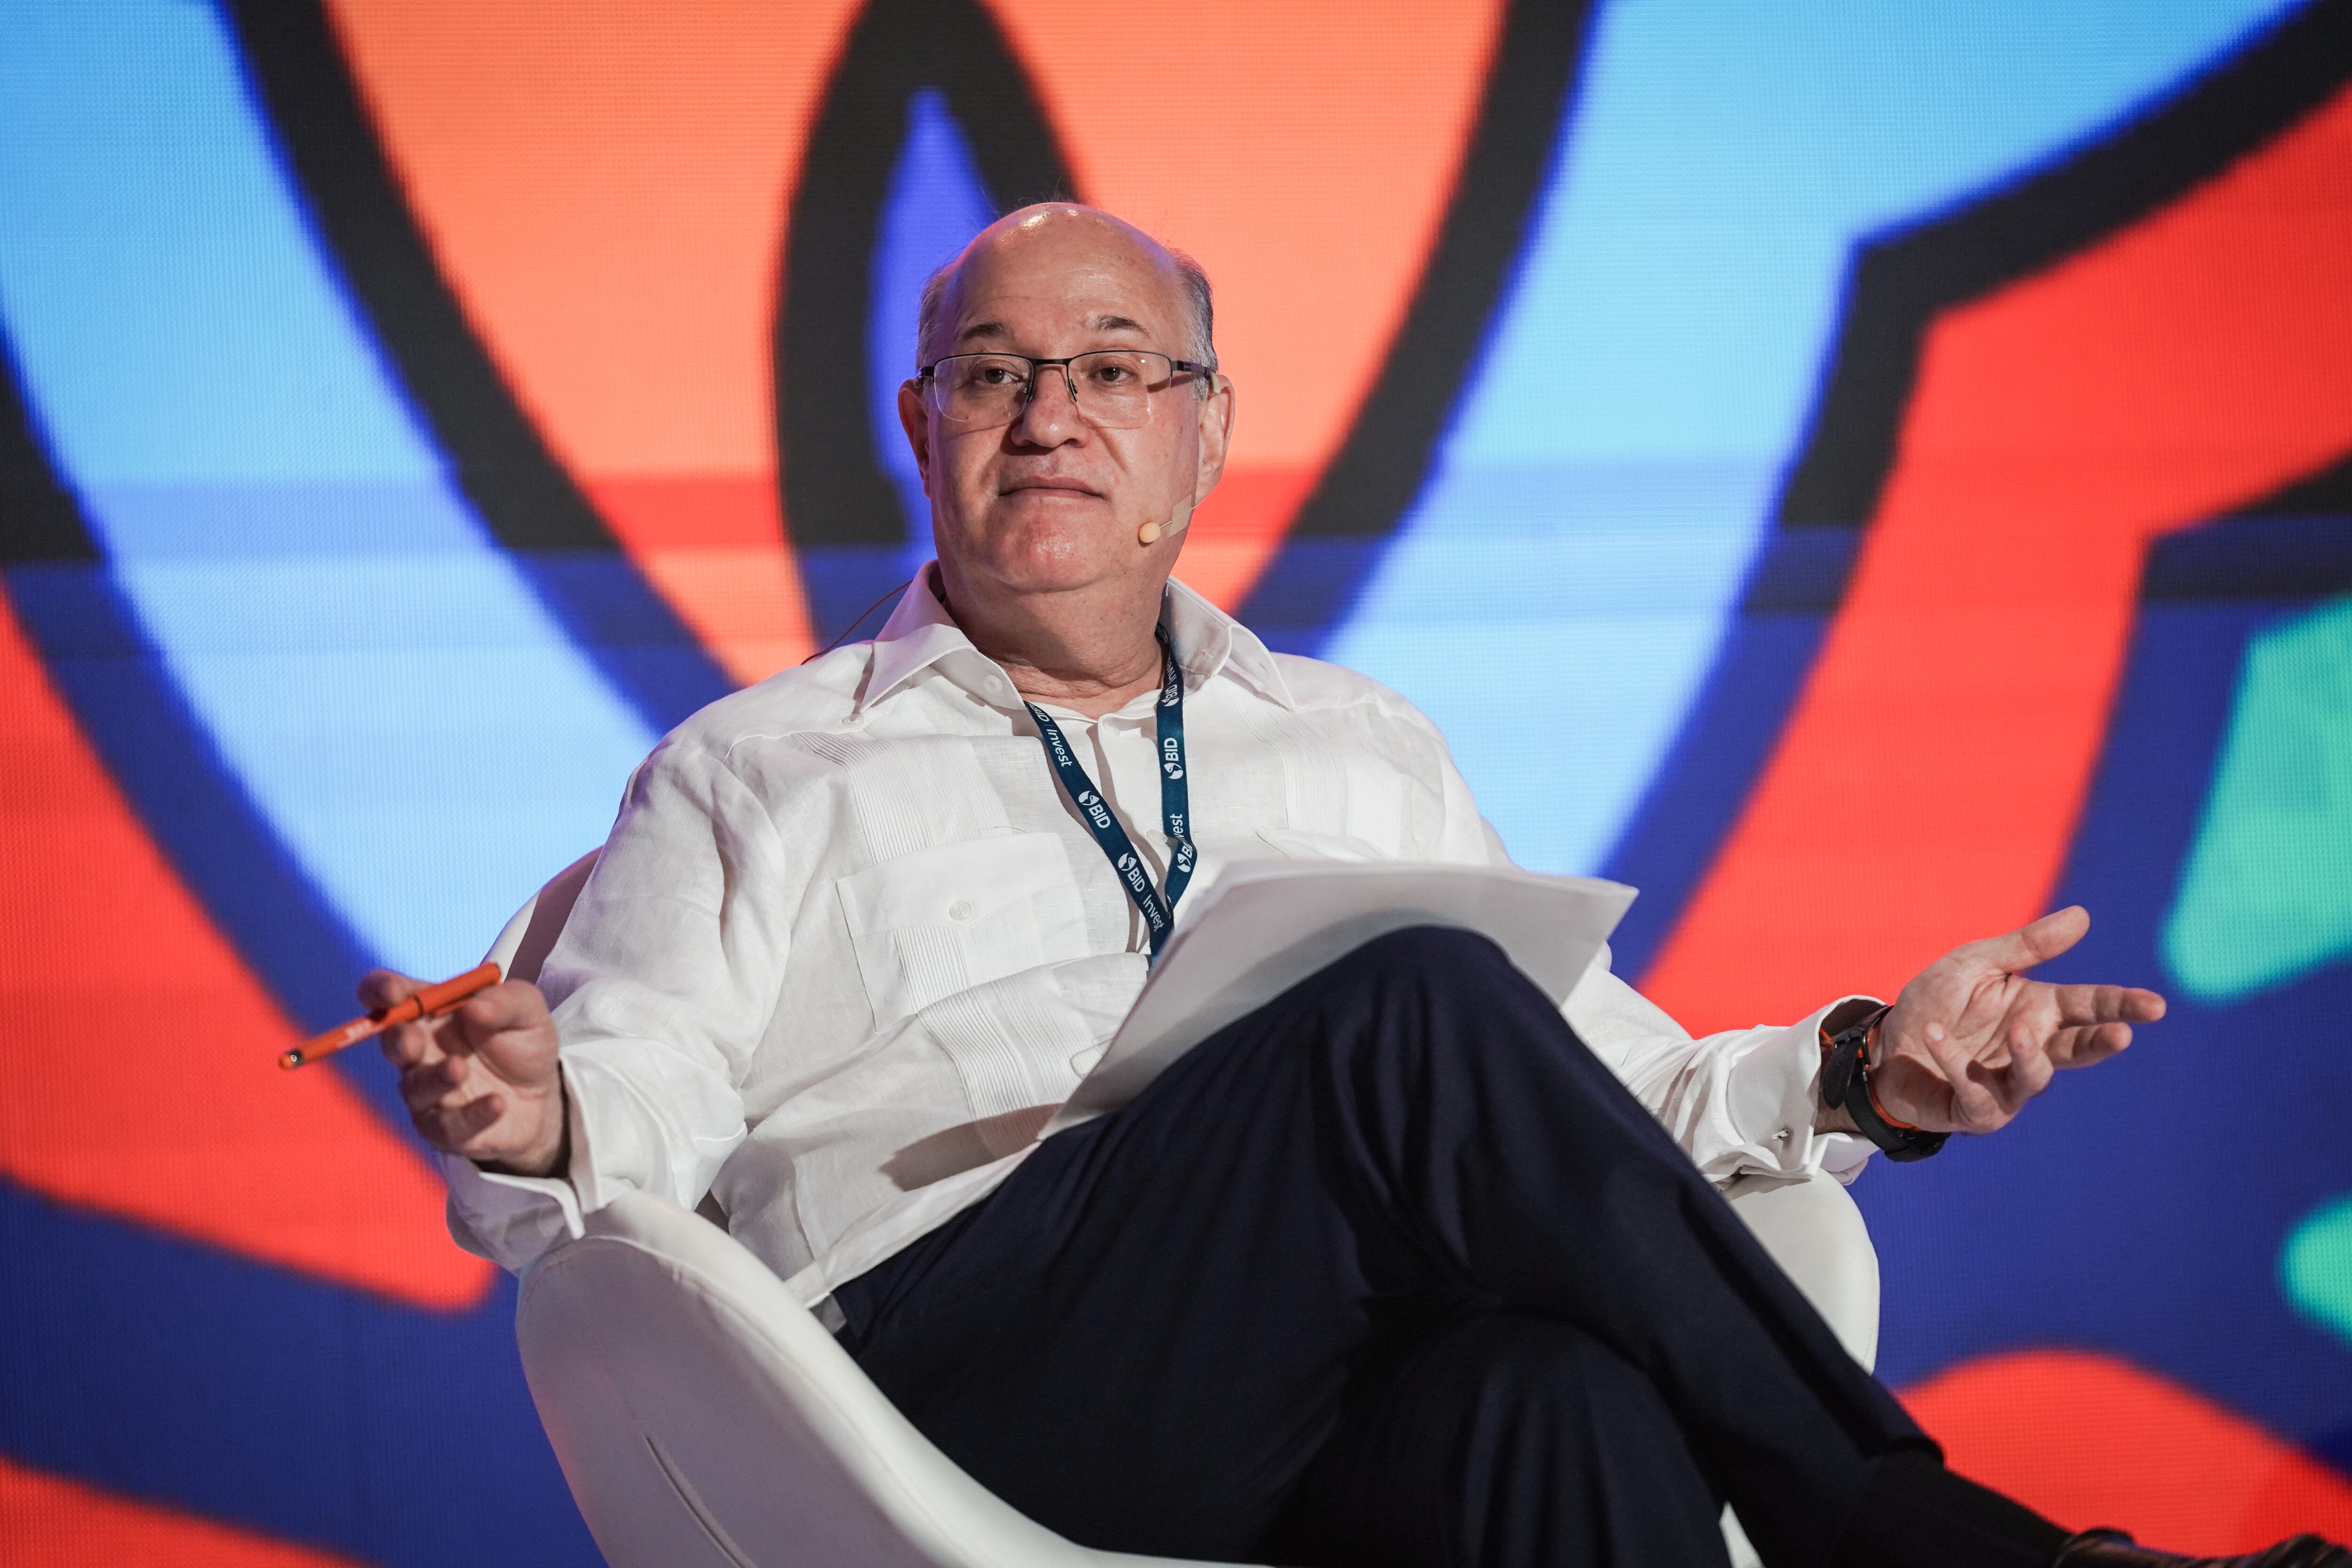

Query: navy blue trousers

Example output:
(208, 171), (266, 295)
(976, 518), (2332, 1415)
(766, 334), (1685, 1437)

(834, 928), (1928, 1568)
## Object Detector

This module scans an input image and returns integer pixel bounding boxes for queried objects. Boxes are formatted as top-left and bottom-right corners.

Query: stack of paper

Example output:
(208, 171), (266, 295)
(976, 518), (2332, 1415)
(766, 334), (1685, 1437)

(1047, 861), (1636, 1132)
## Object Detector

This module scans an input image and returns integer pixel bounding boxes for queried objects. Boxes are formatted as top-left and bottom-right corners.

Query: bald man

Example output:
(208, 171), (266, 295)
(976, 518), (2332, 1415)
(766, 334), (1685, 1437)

(369, 207), (2341, 1568)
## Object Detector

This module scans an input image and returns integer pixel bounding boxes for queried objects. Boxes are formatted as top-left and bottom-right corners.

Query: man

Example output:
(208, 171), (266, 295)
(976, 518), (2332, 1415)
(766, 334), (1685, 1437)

(370, 206), (2344, 1568)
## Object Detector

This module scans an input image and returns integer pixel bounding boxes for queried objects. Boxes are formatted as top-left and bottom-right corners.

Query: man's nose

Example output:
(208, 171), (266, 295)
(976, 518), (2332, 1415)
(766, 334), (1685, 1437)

(1011, 364), (1083, 442)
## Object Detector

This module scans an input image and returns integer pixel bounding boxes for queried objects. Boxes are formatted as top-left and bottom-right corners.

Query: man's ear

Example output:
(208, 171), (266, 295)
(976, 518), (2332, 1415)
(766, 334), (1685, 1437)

(1191, 372), (1234, 505)
(897, 381), (932, 486)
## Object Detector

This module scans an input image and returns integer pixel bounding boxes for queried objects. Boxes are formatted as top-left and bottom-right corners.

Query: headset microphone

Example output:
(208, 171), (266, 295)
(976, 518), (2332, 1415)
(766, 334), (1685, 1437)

(1139, 496), (1195, 547)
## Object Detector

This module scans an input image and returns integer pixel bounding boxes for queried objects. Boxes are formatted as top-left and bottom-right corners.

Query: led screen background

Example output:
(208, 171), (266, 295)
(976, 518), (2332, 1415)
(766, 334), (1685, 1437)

(1, 0), (2349, 1561)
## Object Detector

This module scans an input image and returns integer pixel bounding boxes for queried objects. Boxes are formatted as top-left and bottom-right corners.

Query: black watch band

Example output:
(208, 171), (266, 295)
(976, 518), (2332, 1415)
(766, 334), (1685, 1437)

(1820, 1004), (1949, 1163)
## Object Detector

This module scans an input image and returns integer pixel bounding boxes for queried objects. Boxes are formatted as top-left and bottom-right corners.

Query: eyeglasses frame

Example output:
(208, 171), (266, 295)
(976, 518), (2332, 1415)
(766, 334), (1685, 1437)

(914, 349), (1216, 427)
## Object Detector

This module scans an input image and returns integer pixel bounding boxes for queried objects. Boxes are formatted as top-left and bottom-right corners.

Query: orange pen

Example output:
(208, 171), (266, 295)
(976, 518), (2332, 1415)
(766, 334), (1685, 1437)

(279, 960), (503, 1070)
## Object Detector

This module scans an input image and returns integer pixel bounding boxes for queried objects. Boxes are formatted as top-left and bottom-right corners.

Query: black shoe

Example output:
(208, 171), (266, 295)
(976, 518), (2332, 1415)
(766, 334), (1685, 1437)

(2055, 1527), (2352, 1567)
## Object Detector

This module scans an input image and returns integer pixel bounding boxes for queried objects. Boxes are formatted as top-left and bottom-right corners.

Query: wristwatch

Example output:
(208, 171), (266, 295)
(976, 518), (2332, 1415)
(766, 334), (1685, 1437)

(1820, 1003), (1949, 1163)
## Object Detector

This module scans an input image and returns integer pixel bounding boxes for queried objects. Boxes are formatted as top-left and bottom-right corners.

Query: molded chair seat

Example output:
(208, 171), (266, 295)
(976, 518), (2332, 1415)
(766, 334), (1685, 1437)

(520, 1188), (1239, 1568)
(490, 855), (1877, 1568)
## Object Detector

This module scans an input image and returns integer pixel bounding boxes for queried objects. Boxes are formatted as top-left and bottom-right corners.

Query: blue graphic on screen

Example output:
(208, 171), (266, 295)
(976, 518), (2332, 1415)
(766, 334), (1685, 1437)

(0, 0), (656, 978)
(1326, 0), (2297, 877)
(870, 87), (997, 550)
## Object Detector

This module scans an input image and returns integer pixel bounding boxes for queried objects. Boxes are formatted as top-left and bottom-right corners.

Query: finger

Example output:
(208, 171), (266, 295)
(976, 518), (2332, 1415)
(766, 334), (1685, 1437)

(452, 979), (553, 1037)
(377, 1017), (442, 1069)
(400, 1054), (471, 1115)
(446, 982), (561, 1090)
(1963, 907), (2090, 975)
(417, 1093), (505, 1154)
(1919, 1021), (2003, 1128)
(2049, 1021), (2133, 1067)
(2049, 982), (2165, 1026)
(357, 968), (425, 1011)
(1994, 1025), (2054, 1112)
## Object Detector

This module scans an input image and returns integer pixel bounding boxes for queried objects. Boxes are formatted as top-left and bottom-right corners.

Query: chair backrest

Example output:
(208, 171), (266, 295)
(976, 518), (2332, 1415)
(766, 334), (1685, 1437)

(484, 849), (600, 986)
(1722, 1170), (1879, 1371)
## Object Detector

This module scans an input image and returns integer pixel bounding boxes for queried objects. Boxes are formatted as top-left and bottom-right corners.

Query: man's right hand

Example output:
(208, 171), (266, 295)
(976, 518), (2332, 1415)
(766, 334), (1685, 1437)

(363, 969), (567, 1178)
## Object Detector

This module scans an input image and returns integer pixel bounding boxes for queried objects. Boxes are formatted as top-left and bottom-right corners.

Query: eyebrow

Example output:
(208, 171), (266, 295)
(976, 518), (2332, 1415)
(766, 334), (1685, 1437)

(954, 312), (1154, 348)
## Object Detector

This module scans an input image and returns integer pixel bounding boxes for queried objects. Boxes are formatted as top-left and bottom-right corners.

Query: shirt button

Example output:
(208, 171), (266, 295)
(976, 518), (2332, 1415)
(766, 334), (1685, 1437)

(948, 900), (976, 922)
(1773, 1127), (1793, 1145)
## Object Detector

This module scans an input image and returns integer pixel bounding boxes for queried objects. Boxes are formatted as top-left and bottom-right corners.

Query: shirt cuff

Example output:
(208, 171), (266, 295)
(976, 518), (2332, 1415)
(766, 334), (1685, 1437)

(1723, 998), (1880, 1186)
(556, 1048), (669, 1215)
(440, 1060), (593, 1274)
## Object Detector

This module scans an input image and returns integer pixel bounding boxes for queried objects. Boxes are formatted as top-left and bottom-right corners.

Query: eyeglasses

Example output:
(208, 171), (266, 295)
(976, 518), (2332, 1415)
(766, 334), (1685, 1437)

(917, 350), (1213, 431)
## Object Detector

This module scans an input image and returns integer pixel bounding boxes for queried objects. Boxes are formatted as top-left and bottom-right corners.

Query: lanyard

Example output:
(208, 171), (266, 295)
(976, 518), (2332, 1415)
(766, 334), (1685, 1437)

(1024, 624), (1196, 960)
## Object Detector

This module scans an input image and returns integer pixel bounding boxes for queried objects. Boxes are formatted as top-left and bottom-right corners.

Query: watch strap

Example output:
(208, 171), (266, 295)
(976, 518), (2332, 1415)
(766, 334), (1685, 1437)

(1821, 1004), (1950, 1163)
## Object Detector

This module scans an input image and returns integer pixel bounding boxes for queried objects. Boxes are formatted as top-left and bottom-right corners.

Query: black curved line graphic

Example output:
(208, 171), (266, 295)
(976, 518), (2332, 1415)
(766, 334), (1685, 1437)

(2140, 448), (2352, 603)
(1776, 0), (2352, 534)
(221, 0), (732, 725)
(223, 0), (617, 553)
(0, 342), (96, 563)
(2241, 446), (2352, 518)
(1237, 0), (1600, 646)
(776, 0), (1074, 553)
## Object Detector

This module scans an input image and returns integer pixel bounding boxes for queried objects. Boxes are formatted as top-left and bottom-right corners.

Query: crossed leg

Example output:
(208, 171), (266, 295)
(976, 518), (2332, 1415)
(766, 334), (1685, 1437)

(835, 928), (1955, 1567)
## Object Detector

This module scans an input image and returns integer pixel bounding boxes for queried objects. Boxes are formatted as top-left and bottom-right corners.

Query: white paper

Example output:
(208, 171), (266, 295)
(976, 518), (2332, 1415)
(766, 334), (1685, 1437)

(1044, 860), (1637, 1134)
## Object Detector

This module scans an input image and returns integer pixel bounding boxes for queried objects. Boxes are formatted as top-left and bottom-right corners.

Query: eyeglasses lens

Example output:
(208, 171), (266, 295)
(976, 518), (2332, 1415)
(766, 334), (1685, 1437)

(932, 352), (1171, 430)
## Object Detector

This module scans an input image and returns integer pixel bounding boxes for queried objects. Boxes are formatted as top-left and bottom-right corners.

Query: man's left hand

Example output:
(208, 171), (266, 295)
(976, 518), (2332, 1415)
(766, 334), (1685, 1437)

(1862, 906), (2166, 1136)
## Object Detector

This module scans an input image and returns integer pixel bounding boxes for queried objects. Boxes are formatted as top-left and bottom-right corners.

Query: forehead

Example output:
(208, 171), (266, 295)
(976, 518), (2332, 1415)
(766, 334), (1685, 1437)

(946, 222), (1184, 347)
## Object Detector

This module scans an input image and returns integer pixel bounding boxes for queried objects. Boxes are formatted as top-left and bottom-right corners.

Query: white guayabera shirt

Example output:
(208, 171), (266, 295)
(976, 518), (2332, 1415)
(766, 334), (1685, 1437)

(447, 567), (1875, 1317)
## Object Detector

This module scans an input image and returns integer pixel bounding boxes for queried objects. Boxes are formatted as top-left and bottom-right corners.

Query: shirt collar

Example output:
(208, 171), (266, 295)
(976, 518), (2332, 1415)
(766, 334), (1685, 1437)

(858, 562), (1296, 715)
(1160, 573), (1294, 709)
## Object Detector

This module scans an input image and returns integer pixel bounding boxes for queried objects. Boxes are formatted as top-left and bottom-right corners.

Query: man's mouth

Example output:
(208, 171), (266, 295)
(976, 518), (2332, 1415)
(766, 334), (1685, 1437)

(1001, 478), (1103, 498)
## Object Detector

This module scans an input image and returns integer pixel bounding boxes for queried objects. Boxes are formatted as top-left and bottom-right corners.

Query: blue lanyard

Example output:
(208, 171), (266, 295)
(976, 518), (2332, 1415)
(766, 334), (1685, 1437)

(1024, 624), (1196, 960)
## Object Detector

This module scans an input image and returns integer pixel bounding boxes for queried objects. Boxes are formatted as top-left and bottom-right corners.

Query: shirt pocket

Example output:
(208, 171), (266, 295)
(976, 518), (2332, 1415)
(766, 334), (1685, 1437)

(835, 832), (1086, 1030)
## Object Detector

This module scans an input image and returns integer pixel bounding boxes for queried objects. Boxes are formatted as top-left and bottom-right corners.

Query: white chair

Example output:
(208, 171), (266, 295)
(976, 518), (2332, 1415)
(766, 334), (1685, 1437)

(487, 856), (1878, 1568)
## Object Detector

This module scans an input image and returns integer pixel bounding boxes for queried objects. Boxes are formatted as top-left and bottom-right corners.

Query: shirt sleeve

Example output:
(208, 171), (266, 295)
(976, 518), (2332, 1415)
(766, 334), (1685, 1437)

(441, 737), (790, 1274)
(1563, 950), (1878, 1186)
